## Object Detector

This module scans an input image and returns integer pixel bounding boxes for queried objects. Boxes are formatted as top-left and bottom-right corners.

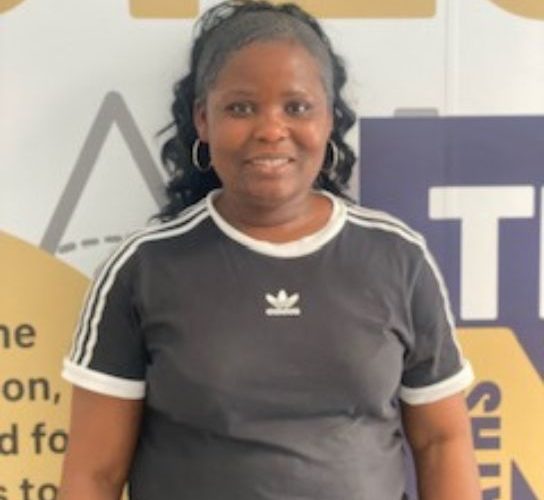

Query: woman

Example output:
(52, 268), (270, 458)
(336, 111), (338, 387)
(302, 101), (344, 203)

(59, 1), (480, 499)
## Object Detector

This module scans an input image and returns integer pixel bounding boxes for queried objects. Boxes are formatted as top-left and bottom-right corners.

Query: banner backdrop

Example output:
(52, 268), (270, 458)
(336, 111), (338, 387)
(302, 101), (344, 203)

(1, 1), (542, 499)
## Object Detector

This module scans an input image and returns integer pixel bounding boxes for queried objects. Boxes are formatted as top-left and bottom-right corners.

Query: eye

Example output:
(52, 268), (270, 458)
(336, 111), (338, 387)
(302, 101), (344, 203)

(285, 100), (312, 116)
(225, 101), (255, 117)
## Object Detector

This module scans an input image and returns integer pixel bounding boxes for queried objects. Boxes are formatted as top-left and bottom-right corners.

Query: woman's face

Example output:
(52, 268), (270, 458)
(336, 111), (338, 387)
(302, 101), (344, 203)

(194, 39), (333, 211)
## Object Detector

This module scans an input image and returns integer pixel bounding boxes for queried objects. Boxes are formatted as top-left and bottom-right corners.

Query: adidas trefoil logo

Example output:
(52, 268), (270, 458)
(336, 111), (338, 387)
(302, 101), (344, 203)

(265, 289), (301, 317)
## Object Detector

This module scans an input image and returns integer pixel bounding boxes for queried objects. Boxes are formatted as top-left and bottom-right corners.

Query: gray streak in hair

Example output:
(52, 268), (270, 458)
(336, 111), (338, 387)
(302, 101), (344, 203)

(194, 10), (334, 104)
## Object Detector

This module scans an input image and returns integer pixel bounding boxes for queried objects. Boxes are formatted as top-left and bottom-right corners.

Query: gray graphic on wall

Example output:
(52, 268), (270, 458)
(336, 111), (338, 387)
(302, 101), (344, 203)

(40, 91), (166, 254)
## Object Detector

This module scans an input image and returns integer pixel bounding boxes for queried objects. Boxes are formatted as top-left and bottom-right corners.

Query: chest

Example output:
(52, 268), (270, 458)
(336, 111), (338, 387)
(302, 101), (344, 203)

(137, 244), (408, 426)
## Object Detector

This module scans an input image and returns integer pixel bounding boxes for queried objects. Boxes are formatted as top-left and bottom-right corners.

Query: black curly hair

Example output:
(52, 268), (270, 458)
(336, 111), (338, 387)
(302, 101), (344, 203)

(158, 0), (356, 220)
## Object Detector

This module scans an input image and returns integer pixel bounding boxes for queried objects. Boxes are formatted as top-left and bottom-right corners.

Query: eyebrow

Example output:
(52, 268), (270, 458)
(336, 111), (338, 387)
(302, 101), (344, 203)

(215, 88), (315, 99)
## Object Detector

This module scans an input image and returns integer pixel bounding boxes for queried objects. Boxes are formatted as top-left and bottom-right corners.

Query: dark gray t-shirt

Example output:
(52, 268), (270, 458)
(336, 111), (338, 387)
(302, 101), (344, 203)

(63, 191), (473, 500)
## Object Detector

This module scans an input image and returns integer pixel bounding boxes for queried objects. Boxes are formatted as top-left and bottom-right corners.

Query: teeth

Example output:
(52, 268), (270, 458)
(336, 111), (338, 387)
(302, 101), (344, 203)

(251, 158), (290, 167)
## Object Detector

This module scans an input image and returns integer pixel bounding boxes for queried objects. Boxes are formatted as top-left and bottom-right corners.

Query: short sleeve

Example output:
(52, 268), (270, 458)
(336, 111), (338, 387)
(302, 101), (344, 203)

(62, 248), (146, 399)
(400, 250), (473, 405)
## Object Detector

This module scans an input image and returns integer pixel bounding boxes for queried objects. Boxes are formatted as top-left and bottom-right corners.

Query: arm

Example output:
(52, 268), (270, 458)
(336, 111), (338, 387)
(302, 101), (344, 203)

(402, 392), (480, 500)
(58, 387), (144, 500)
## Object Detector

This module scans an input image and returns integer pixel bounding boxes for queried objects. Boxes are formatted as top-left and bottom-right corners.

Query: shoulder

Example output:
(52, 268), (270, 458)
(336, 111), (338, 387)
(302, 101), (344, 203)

(343, 201), (450, 289)
(117, 200), (210, 254)
(131, 198), (210, 248)
(94, 199), (211, 279)
(342, 200), (428, 254)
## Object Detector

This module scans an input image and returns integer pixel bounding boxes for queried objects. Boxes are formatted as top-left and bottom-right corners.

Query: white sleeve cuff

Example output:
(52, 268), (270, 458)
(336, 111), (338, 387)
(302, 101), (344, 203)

(62, 358), (145, 399)
(400, 360), (474, 405)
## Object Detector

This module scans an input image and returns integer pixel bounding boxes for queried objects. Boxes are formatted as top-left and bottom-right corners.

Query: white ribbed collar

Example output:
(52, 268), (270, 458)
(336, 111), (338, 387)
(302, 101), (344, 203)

(206, 189), (346, 258)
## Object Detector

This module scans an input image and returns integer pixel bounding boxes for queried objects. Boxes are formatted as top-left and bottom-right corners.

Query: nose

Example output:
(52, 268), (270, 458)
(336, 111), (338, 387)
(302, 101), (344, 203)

(253, 108), (288, 143)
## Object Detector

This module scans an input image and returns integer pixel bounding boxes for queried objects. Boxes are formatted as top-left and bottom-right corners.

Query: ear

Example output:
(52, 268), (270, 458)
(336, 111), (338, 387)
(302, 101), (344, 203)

(326, 106), (334, 136)
(193, 100), (209, 142)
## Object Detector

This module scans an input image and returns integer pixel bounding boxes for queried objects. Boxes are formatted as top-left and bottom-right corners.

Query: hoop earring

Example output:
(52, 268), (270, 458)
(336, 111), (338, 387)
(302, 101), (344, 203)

(192, 139), (211, 173)
(324, 139), (339, 173)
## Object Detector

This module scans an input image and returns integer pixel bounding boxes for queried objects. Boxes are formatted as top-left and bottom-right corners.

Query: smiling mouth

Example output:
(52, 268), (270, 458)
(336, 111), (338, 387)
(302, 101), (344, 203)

(246, 156), (294, 169)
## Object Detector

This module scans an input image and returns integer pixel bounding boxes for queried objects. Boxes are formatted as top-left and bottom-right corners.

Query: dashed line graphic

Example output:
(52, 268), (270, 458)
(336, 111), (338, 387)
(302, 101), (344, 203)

(57, 234), (124, 254)
(40, 91), (165, 255)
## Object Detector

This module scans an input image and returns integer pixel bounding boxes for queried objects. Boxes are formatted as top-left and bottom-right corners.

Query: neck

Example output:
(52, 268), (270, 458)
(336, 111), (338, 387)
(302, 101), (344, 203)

(212, 191), (333, 243)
